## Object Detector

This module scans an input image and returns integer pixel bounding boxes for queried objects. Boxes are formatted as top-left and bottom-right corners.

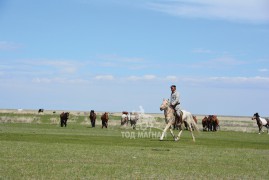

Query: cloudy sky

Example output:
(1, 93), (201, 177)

(0, 0), (269, 116)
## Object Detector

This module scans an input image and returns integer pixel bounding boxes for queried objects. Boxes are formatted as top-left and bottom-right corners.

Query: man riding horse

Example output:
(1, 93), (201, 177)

(170, 85), (181, 126)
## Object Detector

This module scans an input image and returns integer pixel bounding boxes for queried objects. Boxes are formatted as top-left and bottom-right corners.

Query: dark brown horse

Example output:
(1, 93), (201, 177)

(252, 113), (269, 134)
(101, 112), (109, 128)
(60, 112), (69, 127)
(38, 109), (44, 113)
(89, 110), (96, 127)
(209, 115), (219, 131)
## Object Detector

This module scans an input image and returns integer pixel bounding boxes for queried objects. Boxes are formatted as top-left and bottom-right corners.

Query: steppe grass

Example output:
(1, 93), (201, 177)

(1, 121), (269, 180)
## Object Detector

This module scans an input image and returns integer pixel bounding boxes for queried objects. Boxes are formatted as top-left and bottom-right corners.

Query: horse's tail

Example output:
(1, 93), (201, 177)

(190, 115), (199, 132)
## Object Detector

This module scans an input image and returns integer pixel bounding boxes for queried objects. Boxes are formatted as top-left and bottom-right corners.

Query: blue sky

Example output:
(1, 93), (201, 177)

(0, 0), (269, 116)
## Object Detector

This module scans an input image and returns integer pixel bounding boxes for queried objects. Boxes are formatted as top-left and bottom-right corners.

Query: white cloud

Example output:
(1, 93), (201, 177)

(147, 0), (269, 23)
(180, 76), (269, 88)
(190, 56), (246, 69)
(165, 75), (178, 81)
(94, 75), (115, 80)
(96, 54), (148, 70)
(126, 75), (156, 81)
(259, 68), (268, 72)
(20, 59), (81, 74)
(144, 75), (156, 80)
(32, 78), (52, 83)
(23, 73), (269, 88)
(97, 54), (145, 63)
(0, 41), (22, 51)
(126, 76), (141, 81)
(192, 48), (213, 54)
(210, 76), (269, 83)
(32, 77), (89, 84)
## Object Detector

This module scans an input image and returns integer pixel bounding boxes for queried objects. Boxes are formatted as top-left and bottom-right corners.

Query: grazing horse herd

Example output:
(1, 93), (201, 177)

(201, 115), (220, 131)
(38, 106), (268, 137)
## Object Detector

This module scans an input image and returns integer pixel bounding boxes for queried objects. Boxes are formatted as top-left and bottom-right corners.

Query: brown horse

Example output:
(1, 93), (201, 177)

(202, 116), (209, 131)
(89, 110), (96, 127)
(101, 112), (109, 128)
(209, 115), (219, 131)
(202, 115), (219, 131)
(252, 113), (269, 134)
(192, 115), (198, 124)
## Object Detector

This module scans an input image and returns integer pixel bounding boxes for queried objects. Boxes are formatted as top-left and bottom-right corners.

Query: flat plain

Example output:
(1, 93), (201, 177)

(0, 109), (268, 179)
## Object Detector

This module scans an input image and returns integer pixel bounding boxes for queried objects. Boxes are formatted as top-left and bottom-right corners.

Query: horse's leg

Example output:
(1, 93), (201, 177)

(189, 126), (196, 142)
(169, 127), (176, 140)
(175, 126), (183, 141)
(160, 122), (173, 141)
(179, 121), (195, 142)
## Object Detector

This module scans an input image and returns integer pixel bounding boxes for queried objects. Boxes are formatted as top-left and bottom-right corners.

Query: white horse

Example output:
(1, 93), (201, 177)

(159, 99), (199, 142)
(121, 114), (128, 125)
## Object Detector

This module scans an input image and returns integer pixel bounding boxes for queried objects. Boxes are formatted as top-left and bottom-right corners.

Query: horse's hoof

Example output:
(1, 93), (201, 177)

(174, 137), (179, 141)
(159, 139), (163, 141)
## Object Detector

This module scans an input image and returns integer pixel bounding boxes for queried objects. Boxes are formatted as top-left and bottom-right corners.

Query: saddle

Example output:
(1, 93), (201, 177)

(175, 110), (183, 126)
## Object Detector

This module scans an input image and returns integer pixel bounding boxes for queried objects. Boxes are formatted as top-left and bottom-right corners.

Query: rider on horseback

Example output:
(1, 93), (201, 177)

(170, 85), (181, 125)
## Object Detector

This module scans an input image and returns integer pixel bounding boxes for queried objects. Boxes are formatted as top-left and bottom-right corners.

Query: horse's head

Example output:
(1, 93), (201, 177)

(252, 113), (259, 120)
(160, 98), (169, 111)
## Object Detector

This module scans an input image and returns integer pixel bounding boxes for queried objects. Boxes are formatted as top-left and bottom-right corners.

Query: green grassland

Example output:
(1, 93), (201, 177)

(0, 112), (269, 179)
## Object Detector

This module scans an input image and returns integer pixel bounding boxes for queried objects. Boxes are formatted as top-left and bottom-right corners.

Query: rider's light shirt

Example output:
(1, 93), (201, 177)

(170, 91), (180, 106)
